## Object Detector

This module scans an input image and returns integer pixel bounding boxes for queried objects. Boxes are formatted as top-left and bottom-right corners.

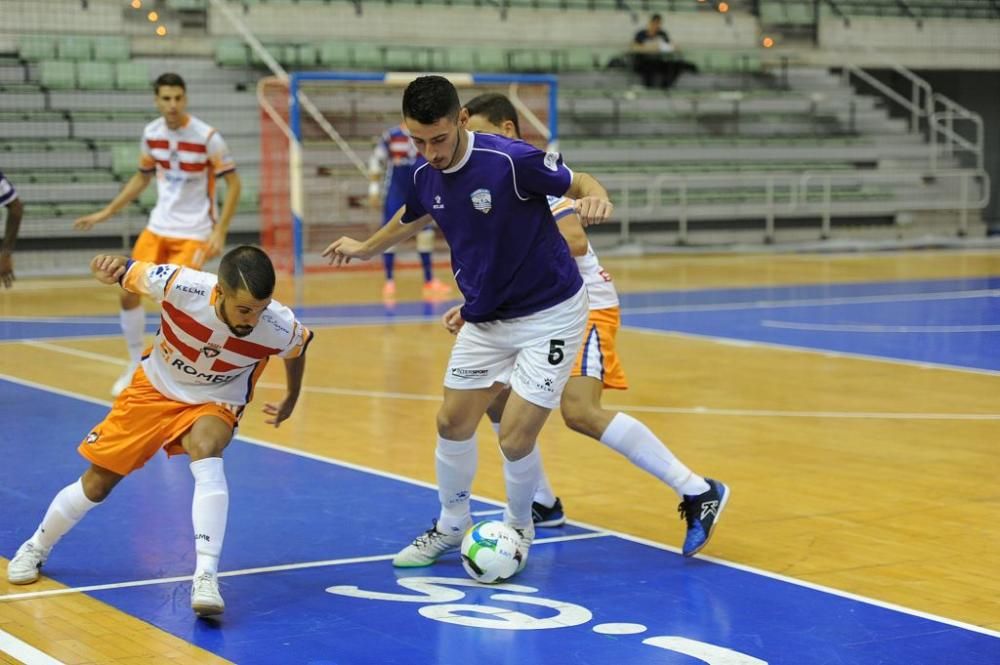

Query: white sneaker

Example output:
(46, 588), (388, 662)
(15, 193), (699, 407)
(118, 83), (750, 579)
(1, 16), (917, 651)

(392, 520), (466, 568)
(111, 361), (139, 397)
(510, 523), (535, 573)
(7, 541), (49, 585)
(190, 572), (225, 617)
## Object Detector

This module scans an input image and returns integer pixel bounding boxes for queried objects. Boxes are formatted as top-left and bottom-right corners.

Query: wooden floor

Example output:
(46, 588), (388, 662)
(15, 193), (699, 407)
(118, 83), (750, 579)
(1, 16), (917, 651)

(1, 250), (999, 663)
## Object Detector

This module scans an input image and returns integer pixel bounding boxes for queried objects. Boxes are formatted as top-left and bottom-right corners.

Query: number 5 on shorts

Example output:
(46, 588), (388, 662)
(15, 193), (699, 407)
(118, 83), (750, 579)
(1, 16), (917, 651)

(547, 339), (565, 365)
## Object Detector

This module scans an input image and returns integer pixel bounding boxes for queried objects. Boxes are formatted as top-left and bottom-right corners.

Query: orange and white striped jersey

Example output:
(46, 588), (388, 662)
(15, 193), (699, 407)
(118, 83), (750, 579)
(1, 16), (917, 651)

(139, 115), (236, 241)
(548, 196), (619, 310)
(121, 260), (312, 407)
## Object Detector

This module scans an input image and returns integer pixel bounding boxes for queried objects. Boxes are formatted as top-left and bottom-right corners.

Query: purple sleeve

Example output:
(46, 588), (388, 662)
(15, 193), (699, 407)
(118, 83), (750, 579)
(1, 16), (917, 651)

(509, 142), (573, 199)
(400, 167), (428, 224)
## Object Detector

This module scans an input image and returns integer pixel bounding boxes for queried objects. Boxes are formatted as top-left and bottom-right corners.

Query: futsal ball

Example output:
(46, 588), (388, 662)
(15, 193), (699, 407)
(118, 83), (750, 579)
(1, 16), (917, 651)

(460, 520), (523, 584)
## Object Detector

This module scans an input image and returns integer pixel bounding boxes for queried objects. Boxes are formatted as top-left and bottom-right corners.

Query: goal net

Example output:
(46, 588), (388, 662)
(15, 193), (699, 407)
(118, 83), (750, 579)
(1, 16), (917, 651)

(258, 71), (559, 276)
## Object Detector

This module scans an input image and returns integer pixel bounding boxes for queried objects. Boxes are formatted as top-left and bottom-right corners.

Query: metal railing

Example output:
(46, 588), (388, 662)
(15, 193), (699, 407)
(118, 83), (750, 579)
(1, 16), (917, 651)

(600, 168), (990, 244)
(929, 93), (985, 172)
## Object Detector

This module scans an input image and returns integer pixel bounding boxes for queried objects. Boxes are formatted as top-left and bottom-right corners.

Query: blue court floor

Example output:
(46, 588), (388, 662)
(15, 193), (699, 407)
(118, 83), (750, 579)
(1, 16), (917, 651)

(2, 277), (999, 664)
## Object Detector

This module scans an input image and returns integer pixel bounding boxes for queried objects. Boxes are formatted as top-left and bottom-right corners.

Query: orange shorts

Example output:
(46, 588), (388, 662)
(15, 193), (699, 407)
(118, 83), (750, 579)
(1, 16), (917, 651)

(571, 306), (628, 390)
(78, 366), (239, 476)
(132, 229), (209, 269)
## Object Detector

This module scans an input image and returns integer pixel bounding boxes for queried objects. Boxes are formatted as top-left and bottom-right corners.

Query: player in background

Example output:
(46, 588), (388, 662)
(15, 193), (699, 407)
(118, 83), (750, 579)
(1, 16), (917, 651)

(325, 76), (613, 573)
(0, 170), (23, 288)
(5, 246), (312, 617)
(462, 92), (728, 557)
(368, 124), (451, 301)
(74, 73), (242, 396)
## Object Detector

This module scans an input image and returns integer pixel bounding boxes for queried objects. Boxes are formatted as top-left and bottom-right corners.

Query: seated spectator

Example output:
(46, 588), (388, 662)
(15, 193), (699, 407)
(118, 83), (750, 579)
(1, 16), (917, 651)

(631, 13), (681, 89)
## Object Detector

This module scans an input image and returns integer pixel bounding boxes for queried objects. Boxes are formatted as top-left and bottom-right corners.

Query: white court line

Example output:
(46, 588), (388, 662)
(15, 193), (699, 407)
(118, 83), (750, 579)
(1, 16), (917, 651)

(0, 533), (608, 604)
(761, 320), (1000, 334)
(629, 325), (1000, 378)
(17, 341), (998, 421)
(0, 629), (66, 665)
(622, 288), (999, 316)
(1, 371), (999, 640)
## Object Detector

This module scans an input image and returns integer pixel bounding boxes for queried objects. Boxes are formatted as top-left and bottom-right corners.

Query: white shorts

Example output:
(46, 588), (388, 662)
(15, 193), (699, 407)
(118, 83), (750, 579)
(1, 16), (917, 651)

(444, 286), (589, 409)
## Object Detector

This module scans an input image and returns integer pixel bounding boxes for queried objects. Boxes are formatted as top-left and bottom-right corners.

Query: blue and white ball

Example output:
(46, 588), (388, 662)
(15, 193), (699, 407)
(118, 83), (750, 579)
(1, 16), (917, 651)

(460, 520), (523, 584)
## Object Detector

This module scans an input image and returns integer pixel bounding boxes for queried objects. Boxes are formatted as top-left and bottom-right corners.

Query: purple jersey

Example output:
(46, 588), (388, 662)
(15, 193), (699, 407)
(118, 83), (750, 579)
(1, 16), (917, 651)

(401, 132), (583, 323)
(0, 170), (17, 207)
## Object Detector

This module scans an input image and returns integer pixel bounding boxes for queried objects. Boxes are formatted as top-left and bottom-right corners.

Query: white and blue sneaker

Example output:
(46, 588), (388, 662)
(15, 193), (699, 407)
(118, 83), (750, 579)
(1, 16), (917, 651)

(392, 520), (467, 568)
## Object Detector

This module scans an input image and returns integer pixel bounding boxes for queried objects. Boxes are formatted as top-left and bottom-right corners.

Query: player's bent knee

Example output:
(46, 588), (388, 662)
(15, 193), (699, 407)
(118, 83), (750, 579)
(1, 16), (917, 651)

(435, 408), (478, 441)
(561, 401), (601, 438)
(81, 465), (124, 502)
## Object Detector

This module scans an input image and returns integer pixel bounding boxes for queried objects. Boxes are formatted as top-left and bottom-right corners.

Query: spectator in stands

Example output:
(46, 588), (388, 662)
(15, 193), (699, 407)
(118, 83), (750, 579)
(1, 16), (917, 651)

(631, 13), (682, 89)
(0, 170), (23, 288)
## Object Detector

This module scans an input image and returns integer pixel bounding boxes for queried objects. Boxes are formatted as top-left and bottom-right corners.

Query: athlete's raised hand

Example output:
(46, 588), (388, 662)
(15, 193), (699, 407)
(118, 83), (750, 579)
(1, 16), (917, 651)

(90, 254), (130, 284)
(262, 396), (297, 428)
(322, 236), (371, 266)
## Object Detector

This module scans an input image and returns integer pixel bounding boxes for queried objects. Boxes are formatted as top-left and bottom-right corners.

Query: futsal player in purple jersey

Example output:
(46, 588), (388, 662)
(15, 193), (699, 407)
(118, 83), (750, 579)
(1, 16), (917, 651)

(324, 75), (613, 573)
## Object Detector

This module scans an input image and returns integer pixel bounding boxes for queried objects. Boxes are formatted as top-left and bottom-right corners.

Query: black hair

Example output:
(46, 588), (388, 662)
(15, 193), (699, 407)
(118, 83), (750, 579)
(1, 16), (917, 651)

(402, 75), (460, 125)
(464, 93), (522, 139)
(651, 13), (662, 21)
(153, 72), (186, 94)
(218, 245), (275, 300)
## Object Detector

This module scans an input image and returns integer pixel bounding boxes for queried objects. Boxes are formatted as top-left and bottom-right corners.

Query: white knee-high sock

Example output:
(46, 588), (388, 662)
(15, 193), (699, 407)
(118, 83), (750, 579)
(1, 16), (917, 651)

(491, 421), (555, 508)
(30, 479), (100, 551)
(501, 445), (540, 529)
(190, 458), (228, 576)
(120, 307), (145, 364)
(436, 435), (477, 536)
(600, 412), (710, 497)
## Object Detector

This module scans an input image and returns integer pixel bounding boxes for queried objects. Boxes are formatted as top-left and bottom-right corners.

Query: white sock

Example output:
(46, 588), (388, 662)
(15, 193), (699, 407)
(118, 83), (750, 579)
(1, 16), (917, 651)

(492, 420), (554, 507)
(120, 307), (145, 364)
(532, 451), (557, 508)
(501, 445), (540, 529)
(435, 435), (477, 536)
(30, 479), (100, 551)
(190, 458), (228, 577)
(600, 412), (710, 497)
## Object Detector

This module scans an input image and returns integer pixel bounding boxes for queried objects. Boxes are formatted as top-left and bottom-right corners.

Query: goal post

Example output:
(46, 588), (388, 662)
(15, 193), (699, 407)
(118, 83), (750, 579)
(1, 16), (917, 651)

(258, 71), (560, 278)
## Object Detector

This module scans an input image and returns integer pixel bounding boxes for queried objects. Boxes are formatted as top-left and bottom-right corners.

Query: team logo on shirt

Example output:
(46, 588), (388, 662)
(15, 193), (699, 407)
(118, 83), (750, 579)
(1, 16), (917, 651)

(470, 188), (492, 214)
(85, 431), (100, 444)
(543, 152), (561, 172)
(432, 195), (445, 210)
(201, 344), (222, 358)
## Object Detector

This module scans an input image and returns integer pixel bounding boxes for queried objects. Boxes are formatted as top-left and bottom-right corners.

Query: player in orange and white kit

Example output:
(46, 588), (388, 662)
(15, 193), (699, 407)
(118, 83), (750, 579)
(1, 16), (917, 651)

(75, 73), (242, 397)
(461, 93), (729, 558)
(5, 246), (312, 618)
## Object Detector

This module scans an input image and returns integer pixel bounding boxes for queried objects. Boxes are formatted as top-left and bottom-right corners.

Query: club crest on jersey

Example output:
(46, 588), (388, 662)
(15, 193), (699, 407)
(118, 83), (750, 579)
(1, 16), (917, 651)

(543, 152), (561, 172)
(470, 188), (492, 214)
(85, 431), (100, 444)
(202, 344), (222, 358)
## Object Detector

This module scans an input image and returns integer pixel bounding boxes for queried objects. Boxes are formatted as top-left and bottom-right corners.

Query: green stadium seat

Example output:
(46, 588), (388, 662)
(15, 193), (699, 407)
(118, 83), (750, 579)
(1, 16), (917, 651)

(112, 143), (141, 178)
(298, 44), (318, 68)
(319, 42), (351, 67)
(216, 40), (248, 67)
(57, 36), (92, 61)
(93, 37), (130, 62)
(446, 48), (477, 73)
(39, 61), (76, 90)
(474, 48), (508, 73)
(166, 0), (207, 8)
(19, 36), (56, 62)
(77, 62), (115, 90)
(115, 62), (150, 90)
(139, 185), (158, 209)
(350, 44), (383, 70)
(565, 48), (597, 71)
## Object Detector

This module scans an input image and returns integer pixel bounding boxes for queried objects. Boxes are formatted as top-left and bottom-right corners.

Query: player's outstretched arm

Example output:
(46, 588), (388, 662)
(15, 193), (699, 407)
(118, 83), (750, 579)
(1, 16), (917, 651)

(322, 205), (430, 266)
(566, 171), (614, 227)
(75, 172), (153, 231)
(262, 353), (306, 427)
(206, 171), (242, 259)
(90, 254), (130, 285)
(0, 197), (22, 288)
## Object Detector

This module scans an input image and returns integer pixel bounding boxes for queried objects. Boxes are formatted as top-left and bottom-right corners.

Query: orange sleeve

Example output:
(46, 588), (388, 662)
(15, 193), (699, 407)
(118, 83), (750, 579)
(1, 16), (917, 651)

(121, 261), (182, 302)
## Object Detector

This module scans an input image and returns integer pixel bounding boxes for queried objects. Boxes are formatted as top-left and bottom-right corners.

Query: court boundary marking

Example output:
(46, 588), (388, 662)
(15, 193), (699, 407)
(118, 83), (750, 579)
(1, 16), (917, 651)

(1, 372), (998, 640)
(15, 341), (1000, 422)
